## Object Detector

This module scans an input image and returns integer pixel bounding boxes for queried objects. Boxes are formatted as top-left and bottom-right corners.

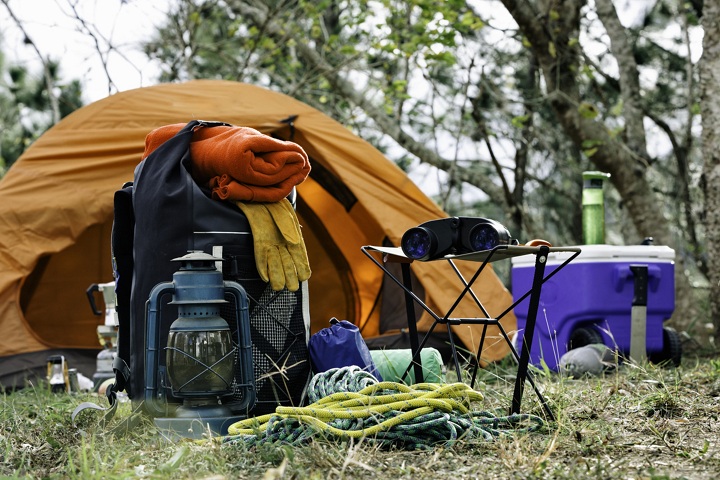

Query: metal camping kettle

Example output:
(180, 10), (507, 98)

(86, 281), (118, 348)
(86, 281), (119, 389)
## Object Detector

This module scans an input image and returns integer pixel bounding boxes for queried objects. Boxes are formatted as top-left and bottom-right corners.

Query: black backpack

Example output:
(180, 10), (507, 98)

(109, 120), (311, 417)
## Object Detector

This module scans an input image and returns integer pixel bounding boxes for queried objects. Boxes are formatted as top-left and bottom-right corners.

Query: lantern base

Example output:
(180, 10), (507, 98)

(154, 414), (246, 440)
(174, 401), (233, 419)
(153, 399), (245, 439)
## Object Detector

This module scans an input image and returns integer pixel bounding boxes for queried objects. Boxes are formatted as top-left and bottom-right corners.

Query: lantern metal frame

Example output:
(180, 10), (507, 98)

(143, 252), (255, 438)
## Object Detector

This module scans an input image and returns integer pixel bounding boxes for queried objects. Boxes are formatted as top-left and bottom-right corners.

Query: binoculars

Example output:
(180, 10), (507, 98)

(401, 217), (517, 261)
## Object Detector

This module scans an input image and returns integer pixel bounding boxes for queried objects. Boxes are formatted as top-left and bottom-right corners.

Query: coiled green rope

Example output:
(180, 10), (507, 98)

(223, 366), (545, 450)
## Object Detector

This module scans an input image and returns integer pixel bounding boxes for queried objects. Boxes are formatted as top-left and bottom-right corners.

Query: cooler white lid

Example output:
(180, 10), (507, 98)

(510, 244), (675, 266)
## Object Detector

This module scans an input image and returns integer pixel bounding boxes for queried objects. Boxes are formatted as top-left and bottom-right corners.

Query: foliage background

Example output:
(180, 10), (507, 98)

(0, 0), (717, 345)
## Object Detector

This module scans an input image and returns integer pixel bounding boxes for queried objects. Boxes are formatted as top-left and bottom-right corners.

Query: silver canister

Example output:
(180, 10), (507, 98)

(67, 368), (81, 394)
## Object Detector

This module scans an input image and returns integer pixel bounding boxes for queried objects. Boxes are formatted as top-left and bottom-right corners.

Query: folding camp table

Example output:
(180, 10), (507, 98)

(361, 244), (581, 421)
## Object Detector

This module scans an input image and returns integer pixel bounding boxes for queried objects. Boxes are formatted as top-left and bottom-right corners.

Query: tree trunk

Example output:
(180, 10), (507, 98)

(501, 0), (699, 334)
(700, 0), (720, 348)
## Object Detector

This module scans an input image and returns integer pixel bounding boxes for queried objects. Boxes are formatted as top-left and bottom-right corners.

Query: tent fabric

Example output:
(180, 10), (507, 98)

(0, 80), (517, 385)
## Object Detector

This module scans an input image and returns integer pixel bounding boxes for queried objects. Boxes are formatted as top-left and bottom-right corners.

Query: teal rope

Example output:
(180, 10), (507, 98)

(223, 366), (546, 450)
(307, 366), (378, 403)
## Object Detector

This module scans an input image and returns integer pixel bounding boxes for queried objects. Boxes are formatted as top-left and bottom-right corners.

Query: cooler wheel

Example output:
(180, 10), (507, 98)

(649, 326), (682, 367)
(567, 325), (603, 351)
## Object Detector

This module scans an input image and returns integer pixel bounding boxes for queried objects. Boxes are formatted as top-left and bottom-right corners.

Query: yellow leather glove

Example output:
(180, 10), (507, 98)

(237, 199), (311, 292)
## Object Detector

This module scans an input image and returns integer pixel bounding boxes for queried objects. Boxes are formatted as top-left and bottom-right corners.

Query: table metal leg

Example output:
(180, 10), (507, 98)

(469, 323), (488, 387)
(511, 245), (550, 418)
(401, 263), (424, 383)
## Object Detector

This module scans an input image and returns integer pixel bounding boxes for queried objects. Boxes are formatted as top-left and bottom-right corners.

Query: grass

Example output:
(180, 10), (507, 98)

(2, 353), (720, 479)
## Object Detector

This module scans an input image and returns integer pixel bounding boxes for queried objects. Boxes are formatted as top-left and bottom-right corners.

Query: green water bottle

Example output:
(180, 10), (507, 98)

(582, 171), (611, 244)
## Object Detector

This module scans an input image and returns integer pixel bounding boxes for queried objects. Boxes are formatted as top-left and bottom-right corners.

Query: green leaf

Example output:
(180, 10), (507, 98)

(392, 80), (408, 92)
(511, 114), (531, 128)
(581, 139), (603, 149)
(608, 125), (624, 139)
(581, 64), (595, 80)
(578, 102), (599, 119)
(581, 139), (603, 157)
(548, 42), (556, 58)
(260, 37), (276, 50)
(538, 358), (551, 376)
(701, 439), (710, 454)
(426, 51), (456, 65)
(610, 99), (624, 117)
(460, 11), (475, 26)
(339, 45), (357, 55)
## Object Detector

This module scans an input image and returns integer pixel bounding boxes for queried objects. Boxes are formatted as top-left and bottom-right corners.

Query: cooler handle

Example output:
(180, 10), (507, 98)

(612, 264), (661, 293)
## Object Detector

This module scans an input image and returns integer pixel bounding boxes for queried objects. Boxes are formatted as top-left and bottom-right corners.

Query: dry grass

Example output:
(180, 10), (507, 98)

(2, 352), (719, 479)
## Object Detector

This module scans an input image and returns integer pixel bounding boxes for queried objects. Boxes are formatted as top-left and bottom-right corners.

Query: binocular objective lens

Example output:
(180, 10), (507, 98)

(401, 228), (432, 260)
(469, 225), (500, 251)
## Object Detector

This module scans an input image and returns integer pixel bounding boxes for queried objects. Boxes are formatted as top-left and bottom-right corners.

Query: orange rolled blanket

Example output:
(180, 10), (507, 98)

(143, 123), (311, 202)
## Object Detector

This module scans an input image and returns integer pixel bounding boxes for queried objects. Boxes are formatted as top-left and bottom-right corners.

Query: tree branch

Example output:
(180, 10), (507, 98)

(68, 1), (117, 95)
(595, 0), (649, 160)
(234, 0), (508, 208)
(1, 0), (60, 123)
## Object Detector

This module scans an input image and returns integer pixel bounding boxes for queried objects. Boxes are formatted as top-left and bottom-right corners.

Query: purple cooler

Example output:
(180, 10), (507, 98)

(511, 245), (676, 371)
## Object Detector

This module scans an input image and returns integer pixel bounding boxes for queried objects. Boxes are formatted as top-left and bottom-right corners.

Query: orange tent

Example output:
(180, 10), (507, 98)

(0, 80), (516, 386)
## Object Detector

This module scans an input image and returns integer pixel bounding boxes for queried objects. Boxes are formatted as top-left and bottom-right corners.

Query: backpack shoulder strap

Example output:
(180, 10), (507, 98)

(112, 182), (134, 365)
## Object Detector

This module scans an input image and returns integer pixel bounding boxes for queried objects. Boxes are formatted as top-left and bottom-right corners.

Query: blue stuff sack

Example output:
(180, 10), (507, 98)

(308, 318), (383, 381)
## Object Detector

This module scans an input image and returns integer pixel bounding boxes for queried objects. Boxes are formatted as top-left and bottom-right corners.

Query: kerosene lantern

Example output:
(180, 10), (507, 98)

(143, 251), (255, 437)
